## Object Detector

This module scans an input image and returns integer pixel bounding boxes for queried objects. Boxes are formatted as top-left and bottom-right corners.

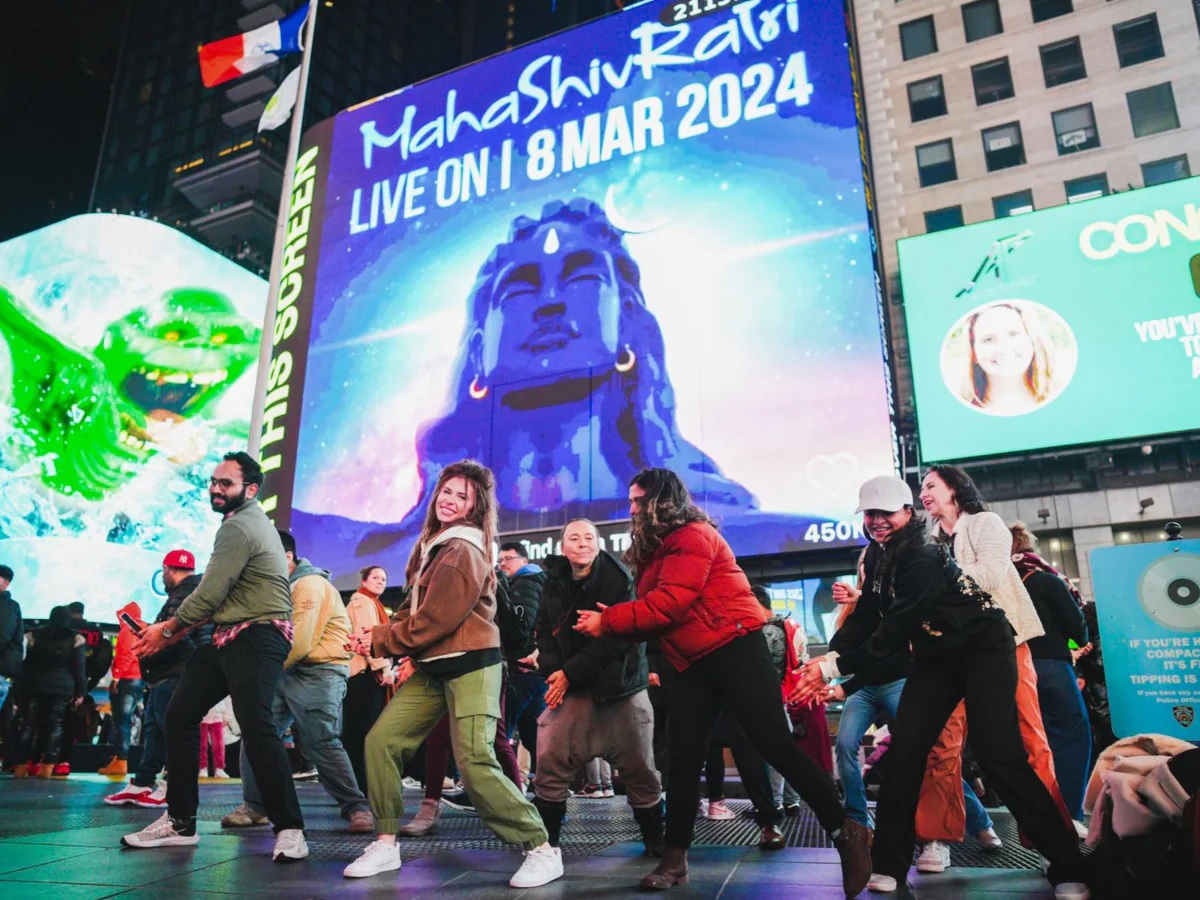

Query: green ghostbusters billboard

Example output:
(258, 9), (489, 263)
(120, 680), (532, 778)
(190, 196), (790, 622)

(898, 176), (1200, 461)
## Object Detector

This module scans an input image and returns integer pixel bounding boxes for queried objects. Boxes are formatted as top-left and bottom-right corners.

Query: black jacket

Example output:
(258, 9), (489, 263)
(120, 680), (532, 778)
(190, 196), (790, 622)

(0, 591), (22, 678)
(140, 574), (209, 684)
(536, 550), (648, 704)
(22, 626), (86, 697)
(504, 566), (546, 662)
(829, 551), (913, 696)
(835, 542), (1014, 678)
(1024, 571), (1088, 662)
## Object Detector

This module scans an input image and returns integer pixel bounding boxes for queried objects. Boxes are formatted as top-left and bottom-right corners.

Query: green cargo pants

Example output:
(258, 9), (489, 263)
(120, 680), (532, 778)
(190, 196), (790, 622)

(364, 662), (548, 847)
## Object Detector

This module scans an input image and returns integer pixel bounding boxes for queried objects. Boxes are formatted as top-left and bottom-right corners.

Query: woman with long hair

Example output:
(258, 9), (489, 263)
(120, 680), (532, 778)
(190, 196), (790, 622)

(913, 465), (1071, 871)
(343, 460), (558, 889)
(574, 467), (871, 895)
(960, 302), (1055, 416)
(1009, 521), (1091, 828)
(14, 605), (86, 778)
(794, 476), (1088, 898)
(341, 564), (394, 794)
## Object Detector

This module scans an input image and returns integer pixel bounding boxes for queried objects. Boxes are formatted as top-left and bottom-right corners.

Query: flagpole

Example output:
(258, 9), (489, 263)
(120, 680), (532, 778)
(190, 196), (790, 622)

(249, 0), (319, 459)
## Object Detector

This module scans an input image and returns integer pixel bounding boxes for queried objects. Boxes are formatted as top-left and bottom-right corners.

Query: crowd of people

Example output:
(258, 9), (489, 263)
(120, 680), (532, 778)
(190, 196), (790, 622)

(0, 450), (1123, 898)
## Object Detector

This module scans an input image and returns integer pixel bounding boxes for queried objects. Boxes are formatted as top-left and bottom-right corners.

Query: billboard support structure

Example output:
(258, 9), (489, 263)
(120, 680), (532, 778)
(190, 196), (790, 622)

(249, 0), (319, 462)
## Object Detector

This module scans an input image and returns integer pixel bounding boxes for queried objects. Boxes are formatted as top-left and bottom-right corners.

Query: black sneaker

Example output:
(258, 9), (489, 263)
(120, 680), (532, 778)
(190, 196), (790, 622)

(442, 790), (476, 813)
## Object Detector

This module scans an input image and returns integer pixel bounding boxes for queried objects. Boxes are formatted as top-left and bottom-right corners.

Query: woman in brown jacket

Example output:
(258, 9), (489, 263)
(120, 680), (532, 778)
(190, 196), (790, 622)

(342, 460), (558, 889)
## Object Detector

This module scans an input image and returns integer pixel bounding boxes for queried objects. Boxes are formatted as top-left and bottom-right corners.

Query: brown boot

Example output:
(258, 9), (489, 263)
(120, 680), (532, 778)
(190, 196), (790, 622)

(98, 756), (127, 777)
(639, 845), (688, 890)
(833, 817), (872, 897)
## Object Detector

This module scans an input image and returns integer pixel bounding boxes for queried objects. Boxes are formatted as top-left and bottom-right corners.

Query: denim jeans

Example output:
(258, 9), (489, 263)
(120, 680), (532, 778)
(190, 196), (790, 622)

(1033, 657), (1092, 821)
(506, 668), (547, 774)
(166, 626), (303, 831)
(133, 678), (176, 787)
(241, 662), (369, 820)
(112, 678), (143, 759)
(837, 677), (992, 834)
(836, 678), (906, 827)
(0, 677), (10, 712)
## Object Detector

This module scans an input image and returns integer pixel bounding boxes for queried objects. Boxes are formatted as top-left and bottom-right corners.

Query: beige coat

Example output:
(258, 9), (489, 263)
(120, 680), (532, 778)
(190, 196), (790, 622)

(946, 511), (1044, 645)
(346, 591), (390, 678)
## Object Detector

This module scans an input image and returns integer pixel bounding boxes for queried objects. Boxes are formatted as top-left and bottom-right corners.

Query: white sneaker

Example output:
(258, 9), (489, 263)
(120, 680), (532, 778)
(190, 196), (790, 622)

(867, 873), (898, 892)
(212, 769), (229, 779)
(272, 829), (308, 863)
(104, 781), (151, 806)
(1055, 883), (1090, 900)
(705, 799), (737, 821)
(915, 840), (951, 873)
(602, 785), (615, 798)
(343, 840), (402, 878)
(121, 812), (200, 848)
(1072, 819), (1088, 840)
(401, 776), (422, 790)
(509, 843), (563, 888)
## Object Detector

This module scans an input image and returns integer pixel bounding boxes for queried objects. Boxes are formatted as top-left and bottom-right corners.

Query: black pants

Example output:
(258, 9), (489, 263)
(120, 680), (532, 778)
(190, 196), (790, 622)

(706, 709), (782, 827)
(665, 630), (844, 847)
(342, 671), (387, 792)
(165, 626), (303, 831)
(20, 693), (70, 764)
(874, 645), (1086, 885)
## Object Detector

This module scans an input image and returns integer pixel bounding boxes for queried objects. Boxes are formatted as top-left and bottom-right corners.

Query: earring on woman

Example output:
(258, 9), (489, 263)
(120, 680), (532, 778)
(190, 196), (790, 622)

(615, 345), (636, 374)
(469, 374), (488, 400)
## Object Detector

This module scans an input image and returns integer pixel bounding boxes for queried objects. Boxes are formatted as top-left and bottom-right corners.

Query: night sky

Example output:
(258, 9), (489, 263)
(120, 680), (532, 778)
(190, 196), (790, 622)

(0, 2), (127, 243)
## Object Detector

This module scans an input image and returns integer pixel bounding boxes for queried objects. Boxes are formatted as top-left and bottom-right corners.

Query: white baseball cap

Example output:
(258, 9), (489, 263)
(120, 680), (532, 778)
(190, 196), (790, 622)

(855, 475), (914, 513)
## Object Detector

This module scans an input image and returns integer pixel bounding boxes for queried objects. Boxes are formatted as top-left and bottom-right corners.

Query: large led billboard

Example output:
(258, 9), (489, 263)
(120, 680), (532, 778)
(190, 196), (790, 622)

(0, 215), (266, 621)
(899, 176), (1200, 462)
(262, 0), (895, 584)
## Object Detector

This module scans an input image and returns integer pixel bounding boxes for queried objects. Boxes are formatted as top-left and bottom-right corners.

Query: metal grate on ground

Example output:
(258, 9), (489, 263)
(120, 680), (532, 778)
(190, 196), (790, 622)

(1, 777), (1047, 870)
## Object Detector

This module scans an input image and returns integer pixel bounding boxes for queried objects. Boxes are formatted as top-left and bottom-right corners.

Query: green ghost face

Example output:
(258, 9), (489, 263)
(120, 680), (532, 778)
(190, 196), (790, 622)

(95, 287), (261, 421)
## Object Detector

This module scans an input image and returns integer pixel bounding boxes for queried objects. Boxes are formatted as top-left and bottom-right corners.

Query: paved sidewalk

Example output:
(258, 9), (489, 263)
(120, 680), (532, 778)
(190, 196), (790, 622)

(0, 776), (1068, 898)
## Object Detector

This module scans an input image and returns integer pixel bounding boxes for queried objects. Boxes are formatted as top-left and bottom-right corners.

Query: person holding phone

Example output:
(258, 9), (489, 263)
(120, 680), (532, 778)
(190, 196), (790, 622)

(99, 601), (145, 778)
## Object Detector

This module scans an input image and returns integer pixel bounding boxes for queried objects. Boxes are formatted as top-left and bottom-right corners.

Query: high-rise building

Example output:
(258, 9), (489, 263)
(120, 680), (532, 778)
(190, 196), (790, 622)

(851, 0), (1200, 595)
(90, 1), (617, 276)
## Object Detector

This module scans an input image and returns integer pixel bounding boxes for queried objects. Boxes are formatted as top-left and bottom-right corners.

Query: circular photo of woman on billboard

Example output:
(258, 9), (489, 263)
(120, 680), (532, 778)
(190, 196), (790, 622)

(940, 300), (1077, 417)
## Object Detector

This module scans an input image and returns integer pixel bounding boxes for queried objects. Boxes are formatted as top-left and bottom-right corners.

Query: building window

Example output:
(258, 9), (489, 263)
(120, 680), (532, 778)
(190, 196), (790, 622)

(981, 122), (1026, 171)
(1141, 155), (1191, 186)
(993, 190), (1034, 217)
(1114, 15), (1164, 67)
(1030, 0), (1072, 23)
(1052, 104), (1100, 155)
(924, 206), (964, 233)
(1127, 83), (1180, 137)
(907, 76), (947, 122)
(1065, 173), (1109, 203)
(962, 0), (1003, 42)
(916, 139), (957, 187)
(1040, 37), (1086, 87)
(900, 16), (938, 60)
(971, 58), (1014, 105)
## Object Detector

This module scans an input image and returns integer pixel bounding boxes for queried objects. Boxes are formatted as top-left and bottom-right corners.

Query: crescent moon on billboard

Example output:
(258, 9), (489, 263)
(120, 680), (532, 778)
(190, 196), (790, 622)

(603, 184), (669, 234)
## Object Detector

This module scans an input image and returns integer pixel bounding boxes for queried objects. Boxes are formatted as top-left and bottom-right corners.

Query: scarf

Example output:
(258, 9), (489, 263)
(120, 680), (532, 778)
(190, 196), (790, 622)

(355, 586), (390, 630)
(409, 523), (488, 613)
(1011, 550), (1083, 607)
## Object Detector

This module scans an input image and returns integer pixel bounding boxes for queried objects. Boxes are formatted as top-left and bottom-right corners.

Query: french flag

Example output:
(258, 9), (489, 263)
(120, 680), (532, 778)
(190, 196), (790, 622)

(198, 6), (308, 88)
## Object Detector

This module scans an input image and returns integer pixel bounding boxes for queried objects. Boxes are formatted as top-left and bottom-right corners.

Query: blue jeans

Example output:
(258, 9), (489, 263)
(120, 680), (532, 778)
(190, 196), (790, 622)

(111, 678), (143, 758)
(1033, 657), (1092, 821)
(837, 678), (993, 834)
(242, 662), (369, 820)
(837, 679), (905, 826)
(0, 677), (11, 711)
(506, 668), (547, 775)
(133, 678), (176, 787)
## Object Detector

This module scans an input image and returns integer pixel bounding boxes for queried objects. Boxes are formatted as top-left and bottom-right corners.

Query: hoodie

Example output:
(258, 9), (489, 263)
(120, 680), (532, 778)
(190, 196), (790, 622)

(112, 601), (143, 680)
(284, 558), (353, 670)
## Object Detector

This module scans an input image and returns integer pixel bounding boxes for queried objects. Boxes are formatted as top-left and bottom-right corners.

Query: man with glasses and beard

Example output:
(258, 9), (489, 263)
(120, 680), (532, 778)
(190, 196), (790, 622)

(122, 452), (308, 864)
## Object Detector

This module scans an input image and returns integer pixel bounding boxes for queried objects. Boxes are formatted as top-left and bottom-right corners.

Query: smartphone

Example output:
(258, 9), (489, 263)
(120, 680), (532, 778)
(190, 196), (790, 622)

(119, 612), (144, 634)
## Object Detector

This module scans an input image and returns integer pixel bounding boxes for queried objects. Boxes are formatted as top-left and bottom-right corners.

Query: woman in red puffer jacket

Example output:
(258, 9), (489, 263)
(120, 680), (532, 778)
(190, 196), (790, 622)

(575, 468), (869, 895)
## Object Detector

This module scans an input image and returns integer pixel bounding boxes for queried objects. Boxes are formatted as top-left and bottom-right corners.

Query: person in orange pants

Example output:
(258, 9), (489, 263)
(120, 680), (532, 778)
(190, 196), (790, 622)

(914, 466), (1072, 873)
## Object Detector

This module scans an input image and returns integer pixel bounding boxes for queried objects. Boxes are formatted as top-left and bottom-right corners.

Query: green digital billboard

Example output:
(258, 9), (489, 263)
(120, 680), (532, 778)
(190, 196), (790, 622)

(898, 176), (1200, 461)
